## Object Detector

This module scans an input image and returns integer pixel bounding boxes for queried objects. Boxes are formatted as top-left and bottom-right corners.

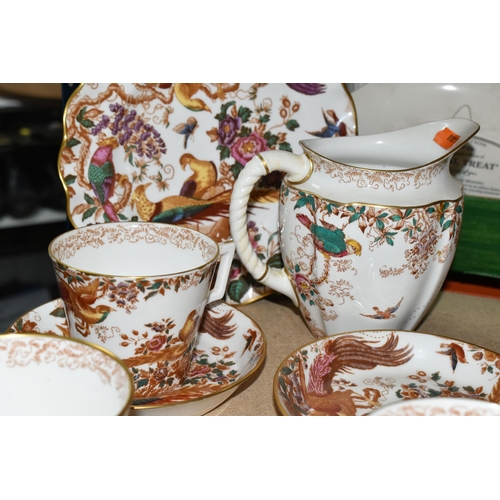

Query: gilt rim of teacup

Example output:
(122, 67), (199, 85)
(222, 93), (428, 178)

(0, 332), (135, 416)
(272, 328), (500, 417)
(48, 221), (223, 279)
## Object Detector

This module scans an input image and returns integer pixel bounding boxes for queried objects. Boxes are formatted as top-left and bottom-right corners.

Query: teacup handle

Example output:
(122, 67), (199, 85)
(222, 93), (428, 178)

(207, 240), (236, 303)
(230, 151), (311, 306)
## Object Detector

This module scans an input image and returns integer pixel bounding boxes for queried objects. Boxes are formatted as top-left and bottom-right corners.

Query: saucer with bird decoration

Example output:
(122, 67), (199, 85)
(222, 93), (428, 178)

(369, 395), (500, 416)
(274, 329), (500, 416)
(5, 298), (266, 416)
(59, 83), (357, 306)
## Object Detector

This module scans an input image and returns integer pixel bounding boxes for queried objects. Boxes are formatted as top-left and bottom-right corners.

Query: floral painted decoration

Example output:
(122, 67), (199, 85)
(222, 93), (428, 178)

(59, 83), (356, 305)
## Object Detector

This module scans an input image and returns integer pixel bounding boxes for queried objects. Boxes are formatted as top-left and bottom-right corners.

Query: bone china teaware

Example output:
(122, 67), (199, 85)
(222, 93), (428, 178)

(0, 333), (133, 416)
(230, 119), (479, 338)
(49, 222), (234, 397)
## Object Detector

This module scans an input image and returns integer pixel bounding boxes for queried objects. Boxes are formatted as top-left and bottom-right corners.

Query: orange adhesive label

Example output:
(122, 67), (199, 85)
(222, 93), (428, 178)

(433, 128), (461, 149)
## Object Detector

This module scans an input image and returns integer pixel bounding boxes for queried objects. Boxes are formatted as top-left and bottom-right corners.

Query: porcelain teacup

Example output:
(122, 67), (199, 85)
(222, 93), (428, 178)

(48, 222), (234, 398)
(0, 333), (133, 415)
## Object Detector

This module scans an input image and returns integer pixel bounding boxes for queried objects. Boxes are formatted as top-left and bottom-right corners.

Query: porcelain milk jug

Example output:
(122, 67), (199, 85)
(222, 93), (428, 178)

(230, 119), (479, 338)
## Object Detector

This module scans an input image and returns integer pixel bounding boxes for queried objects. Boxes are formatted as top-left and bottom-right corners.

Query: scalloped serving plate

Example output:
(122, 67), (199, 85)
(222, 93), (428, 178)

(59, 83), (357, 305)
(6, 299), (266, 416)
(274, 330), (500, 416)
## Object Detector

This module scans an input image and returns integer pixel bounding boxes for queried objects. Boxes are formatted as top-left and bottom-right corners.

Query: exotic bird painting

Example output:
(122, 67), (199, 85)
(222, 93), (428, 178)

(437, 342), (468, 372)
(87, 136), (120, 222)
(122, 309), (201, 370)
(179, 153), (218, 199)
(282, 333), (414, 416)
(307, 109), (348, 138)
(361, 297), (404, 320)
(121, 305), (244, 400)
(297, 213), (362, 258)
(159, 83), (241, 112)
(131, 153), (232, 228)
(56, 277), (114, 337)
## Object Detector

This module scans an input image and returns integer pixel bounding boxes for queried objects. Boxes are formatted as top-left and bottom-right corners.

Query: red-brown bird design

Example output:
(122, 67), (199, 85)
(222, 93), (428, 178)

(437, 342), (468, 372)
(56, 278), (114, 337)
(298, 333), (414, 415)
(198, 308), (236, 340)
(361, 297), (404, 319)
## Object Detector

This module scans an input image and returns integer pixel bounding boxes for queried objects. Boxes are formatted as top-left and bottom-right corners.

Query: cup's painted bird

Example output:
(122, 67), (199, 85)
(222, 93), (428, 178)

(121, 309), (201, 370)
(296, 213), (361, 258)
(88, 136), (119, 222)
(56, 277), (114, 337)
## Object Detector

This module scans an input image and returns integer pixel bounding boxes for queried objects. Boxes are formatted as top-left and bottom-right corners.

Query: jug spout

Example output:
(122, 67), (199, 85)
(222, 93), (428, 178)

(299, 118), (480, 171)
(295, 118), (480, 207)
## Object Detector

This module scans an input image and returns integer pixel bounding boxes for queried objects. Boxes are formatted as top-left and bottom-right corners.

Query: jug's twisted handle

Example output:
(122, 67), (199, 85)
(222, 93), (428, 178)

(230, 150), (311, 306)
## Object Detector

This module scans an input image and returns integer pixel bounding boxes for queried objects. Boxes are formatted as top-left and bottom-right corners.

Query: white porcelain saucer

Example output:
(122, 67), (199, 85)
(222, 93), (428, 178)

(274, 330), (500, 416)
(6, 299), (266, 416)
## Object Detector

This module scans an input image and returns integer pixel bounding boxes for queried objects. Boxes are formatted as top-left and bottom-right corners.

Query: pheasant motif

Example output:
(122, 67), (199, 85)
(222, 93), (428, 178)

(297, 333), (413, 415)
(131, 185), (212, 223)
(131, 152), (232, 225)
(56, 278), (114, 337)
(122, 309), (201, 370)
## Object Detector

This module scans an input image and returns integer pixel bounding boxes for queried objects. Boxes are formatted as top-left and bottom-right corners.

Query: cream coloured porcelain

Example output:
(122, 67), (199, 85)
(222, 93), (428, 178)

(48, 222), (234, 397)
(0, 333), (133, 416)
(230, 119), (479, 338)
